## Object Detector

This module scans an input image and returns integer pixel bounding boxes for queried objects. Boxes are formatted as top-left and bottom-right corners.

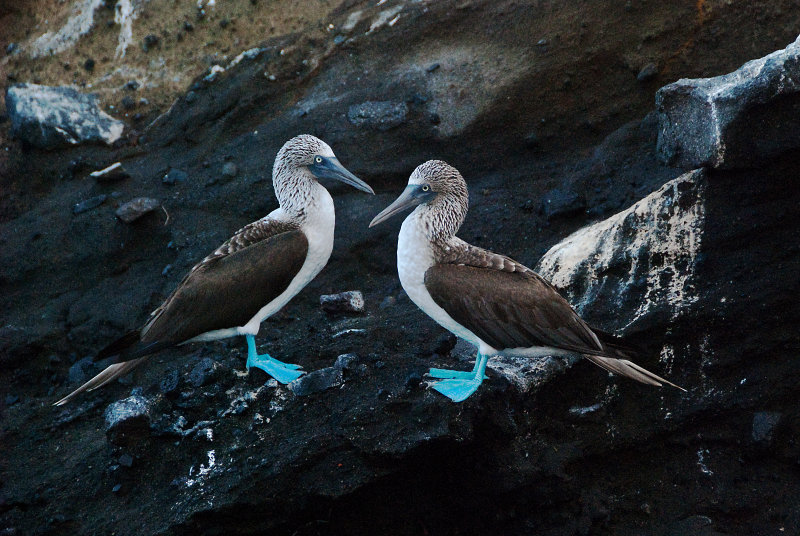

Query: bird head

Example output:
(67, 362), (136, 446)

(369, 160), (468, 229)
(275, 134), (374, 194)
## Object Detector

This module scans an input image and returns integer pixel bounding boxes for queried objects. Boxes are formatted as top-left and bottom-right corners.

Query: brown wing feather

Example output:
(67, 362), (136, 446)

(145, 219), (300, 323)
(424, 264), (603, 354)
(425, 243), (684, 390)
(140, 228), (308, 345)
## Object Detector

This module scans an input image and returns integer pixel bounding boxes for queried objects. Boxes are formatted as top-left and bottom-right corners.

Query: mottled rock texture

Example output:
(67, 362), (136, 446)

(6, 84), (125, 149)
(1, 2), (799, 536)
(657, 35), (800, 169)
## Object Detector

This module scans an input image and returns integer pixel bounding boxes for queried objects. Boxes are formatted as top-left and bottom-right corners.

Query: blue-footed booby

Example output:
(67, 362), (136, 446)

(55, 134), (373, 406)
(369, 160), (684, 402)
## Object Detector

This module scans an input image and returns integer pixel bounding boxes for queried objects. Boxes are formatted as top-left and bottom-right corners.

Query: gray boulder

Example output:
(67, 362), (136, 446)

(656, 35), (800, 169)
(536, 169), (707, 335)
(6, 84), (125, 149)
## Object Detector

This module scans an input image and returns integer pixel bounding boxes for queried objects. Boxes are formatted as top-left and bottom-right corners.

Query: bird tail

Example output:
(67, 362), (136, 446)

(53, 357), (148, 406)
(54, 330), (168, 406)
(585, 329), (686, 391)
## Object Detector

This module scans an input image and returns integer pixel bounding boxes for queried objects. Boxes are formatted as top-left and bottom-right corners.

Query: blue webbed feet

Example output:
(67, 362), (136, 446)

(428, 353), (490, 402)
(244, 335), (304, 384)
(428, 367), (488, 380)
(431, 378), (484, 402)
(428, 368), (477, 380)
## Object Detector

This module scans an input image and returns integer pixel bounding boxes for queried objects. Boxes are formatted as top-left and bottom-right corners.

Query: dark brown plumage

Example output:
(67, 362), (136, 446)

(54, 134), (374, 406)
(370, 159), (684, 400)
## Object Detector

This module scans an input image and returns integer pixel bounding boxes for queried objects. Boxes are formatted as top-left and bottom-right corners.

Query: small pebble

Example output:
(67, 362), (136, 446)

(222, 162), (238, 177)
(115, 197), (160, 223)
(637, 63), (658, 83)
(72, 194), (107, 215)
(142, 34), (159, 52)
(320, 291), (365, 314)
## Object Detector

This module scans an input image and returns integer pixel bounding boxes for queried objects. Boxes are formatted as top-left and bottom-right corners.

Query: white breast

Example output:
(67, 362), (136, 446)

(239, 184), (335, 335)
(397, 210), (490, 352)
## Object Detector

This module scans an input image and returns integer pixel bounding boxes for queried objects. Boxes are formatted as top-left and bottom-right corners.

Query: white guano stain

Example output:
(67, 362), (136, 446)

(114, 0), (138, 59)
(536, 169), (707, 333)
(29, 0), (104, 58)
(186, 450), (217, 487)
(367, 5), (403, 34)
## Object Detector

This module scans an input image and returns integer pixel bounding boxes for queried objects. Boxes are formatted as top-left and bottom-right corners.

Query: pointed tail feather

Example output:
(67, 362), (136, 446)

(95, 330), (141, 361)
(583, 354), (686, 392)
(53, 357), (148, 406)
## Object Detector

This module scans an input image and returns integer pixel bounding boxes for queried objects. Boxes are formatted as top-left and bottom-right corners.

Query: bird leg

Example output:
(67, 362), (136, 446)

(428, 357), (489, 380)
(430, 353), (489, 402)
(245, 334), (305, 384)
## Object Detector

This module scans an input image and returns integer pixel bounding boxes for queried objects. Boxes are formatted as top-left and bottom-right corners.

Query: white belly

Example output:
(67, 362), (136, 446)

(397, 213), (492, 353)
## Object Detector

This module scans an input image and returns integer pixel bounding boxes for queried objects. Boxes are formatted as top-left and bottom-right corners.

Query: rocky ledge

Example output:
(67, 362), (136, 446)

(1, 2), (799, 535)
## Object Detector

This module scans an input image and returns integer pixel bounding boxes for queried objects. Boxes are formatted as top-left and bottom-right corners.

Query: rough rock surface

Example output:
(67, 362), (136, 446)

(656, 34), (800, 169)
(115, 197), (161, 223)
(537, 169), (706, 333)
(320, 291), (365, 315)
(1, 3), (799, 536)
(6, 84), (125, 149)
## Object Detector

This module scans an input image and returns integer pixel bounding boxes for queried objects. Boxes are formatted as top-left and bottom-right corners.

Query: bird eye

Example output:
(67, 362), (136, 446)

(422, 184), (430, 192)
(314, 156), (323, 164)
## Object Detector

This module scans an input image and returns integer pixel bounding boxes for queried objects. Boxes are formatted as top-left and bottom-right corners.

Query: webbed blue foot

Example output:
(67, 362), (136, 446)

(245, 335), (305, 384)
(431, 378), (484, 402)
(429, 353), (489, 402)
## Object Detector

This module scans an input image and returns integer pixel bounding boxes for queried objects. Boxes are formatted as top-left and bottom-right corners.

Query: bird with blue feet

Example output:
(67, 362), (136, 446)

(369, 160), (685, 403)
(54, 135), (374, 406)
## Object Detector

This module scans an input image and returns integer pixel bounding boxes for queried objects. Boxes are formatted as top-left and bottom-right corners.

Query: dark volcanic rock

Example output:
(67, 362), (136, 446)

(221, 162), (238, 177)
(104, 395), (152, 445)
(288, 365), (342, 396)
(6, 84), (125, 148)
(68, 357), (97, 385)
(637, 62), (658, 82)
(162, 168), (188, 185)
(347, 101), (408, 131)
(72, 194), (107, 214)
(752, 411), (782, 444)
(656, 35), (800, 169)
(288, 353), (359, 396)
(540, 187), (586, 220)
(187, 357), (222, 388)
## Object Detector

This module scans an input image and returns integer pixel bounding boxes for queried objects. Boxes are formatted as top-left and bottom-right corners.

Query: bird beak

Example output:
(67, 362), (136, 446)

(309, 156), (374, 194)
(369, 184), (433, 227)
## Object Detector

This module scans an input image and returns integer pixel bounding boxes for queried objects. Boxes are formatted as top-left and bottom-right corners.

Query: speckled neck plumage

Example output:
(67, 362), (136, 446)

(272, 135), (328, 219)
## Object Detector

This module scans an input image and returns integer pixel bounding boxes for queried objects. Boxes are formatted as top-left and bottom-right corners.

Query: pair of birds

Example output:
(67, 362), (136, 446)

(55, 135), (682, 406)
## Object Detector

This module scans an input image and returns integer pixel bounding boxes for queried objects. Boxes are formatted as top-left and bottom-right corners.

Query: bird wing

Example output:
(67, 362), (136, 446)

(425, 244), (685, 390)
(139, 223), (309, 347)
(424, 261), (604, 354)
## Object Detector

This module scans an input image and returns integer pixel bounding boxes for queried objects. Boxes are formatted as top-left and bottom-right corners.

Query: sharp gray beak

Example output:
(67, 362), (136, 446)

(309, 156), (374, 194)
(369, 184), (434, 227)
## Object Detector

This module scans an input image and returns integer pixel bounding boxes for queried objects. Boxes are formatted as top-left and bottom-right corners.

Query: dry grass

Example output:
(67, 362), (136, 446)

(0, 0), (339, 119)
